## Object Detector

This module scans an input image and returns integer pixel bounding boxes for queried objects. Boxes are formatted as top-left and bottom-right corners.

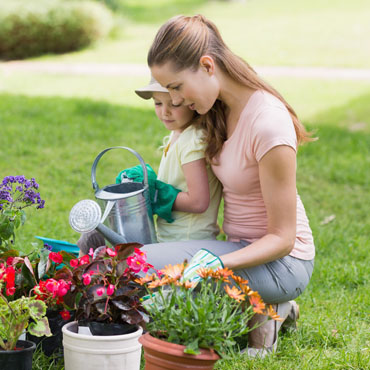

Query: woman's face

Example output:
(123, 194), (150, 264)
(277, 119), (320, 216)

(151, 60), (220, 115)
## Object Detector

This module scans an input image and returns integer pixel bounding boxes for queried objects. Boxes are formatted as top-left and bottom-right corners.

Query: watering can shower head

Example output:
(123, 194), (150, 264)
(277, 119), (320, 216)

(69, 199), (102, 233)
(69, 199), (128, 246)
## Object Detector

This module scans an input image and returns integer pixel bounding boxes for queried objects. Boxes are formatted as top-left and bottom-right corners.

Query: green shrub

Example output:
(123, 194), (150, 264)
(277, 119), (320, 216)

(0, 0), (114, 60)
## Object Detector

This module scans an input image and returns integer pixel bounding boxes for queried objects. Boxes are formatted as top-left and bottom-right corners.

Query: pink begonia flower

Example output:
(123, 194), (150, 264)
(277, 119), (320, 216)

(82, 273), (91, 286)
(127, 248), (153, 274)
(106, 248), (117, 257)
(70, 259), (79, 268)
(79, 255), (90, 265)
(57, 280), (71, 297)
(96, 287), (105, 296)
(45, 279), (58, 296)
(106, 284), (115, 296)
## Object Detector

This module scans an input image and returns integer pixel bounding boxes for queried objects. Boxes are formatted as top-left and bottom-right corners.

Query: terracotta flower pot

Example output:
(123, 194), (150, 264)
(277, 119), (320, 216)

(139, 332), (220, 370)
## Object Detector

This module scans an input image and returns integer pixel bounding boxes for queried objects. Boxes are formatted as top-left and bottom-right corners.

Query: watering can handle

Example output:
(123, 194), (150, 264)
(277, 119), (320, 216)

(91, 146), (149, 192)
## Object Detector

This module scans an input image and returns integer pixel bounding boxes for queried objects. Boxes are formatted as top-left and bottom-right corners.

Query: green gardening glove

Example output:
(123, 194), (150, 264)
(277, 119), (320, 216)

(115, 164), (181, 223)
(182, 249), (224, 286)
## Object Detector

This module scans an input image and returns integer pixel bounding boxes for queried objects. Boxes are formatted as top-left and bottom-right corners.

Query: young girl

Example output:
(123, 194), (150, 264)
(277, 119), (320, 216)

(135, 77), (222, 242)
(140, 14), (316, 357)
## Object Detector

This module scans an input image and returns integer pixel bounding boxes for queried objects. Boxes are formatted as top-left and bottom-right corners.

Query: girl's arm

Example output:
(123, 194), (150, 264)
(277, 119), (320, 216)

(172, 158), (210, 213)
(221, 145), (297, 269)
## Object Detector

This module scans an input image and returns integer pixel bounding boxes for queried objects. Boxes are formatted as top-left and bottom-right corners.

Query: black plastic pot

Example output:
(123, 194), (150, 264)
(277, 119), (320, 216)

(88, 321), (137, 336)
(0, 340), (36, 370)
(26, 309), (75, 356)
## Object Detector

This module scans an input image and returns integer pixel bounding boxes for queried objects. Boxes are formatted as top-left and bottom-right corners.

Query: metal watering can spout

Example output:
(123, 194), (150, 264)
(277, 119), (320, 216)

(69, 199), (128, 246)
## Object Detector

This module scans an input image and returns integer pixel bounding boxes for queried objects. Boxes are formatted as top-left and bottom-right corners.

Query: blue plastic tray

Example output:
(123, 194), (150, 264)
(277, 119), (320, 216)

(35, 236), (79, 257)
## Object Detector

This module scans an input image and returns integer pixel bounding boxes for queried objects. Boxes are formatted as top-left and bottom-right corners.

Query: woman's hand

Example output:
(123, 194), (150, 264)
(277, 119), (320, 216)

(172, 158), (210, 213)
(221, 145), (297, 269)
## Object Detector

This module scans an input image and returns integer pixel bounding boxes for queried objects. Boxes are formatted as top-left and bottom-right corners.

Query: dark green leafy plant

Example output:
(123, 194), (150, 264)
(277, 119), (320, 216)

(63, 244), (151, 333)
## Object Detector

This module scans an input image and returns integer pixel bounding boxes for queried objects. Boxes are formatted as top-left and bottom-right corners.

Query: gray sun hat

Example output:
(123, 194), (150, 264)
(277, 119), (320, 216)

(135, 76), (168, 100)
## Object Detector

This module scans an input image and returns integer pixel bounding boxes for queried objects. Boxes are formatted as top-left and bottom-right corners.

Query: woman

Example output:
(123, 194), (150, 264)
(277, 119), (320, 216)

(142, 14), (315, 356)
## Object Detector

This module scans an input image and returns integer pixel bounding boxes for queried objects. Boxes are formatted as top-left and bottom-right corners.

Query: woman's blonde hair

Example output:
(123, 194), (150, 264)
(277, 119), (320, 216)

(148, 15), (314, 163)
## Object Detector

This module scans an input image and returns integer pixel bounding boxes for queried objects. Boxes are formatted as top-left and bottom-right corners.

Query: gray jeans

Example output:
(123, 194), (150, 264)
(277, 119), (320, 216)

(140, 240), (314, 304)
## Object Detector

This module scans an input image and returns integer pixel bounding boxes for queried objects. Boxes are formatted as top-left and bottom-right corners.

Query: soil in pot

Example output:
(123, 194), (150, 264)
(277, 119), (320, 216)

(139, 332), (220, 370)
(26, 309), (75, 356)
(88, 321), (137, 336)
(0, 340), (36, 370)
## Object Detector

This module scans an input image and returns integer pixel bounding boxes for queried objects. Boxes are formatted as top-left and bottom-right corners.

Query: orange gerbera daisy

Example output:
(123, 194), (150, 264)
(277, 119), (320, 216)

(232, 274), (249, 287)
(248, 292), (266, 314)
(148, 277), (169, 289)
(197, 267), (214, 279)
(135, 274), (155, 285)
(240, 284), (252, 295)
(266, 305), (283, 321)
(212, 267), (233, 282)
(161, 263), (184, 281)
(182, 280), (196, 290)
(224, 285), (245, 302)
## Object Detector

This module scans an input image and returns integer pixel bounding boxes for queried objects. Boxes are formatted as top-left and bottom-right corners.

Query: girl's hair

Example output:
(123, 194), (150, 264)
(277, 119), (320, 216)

(148, 15), (315, 163)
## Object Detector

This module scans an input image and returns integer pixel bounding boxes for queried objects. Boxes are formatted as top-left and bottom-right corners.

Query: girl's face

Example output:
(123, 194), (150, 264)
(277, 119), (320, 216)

(152, 92), (194, 132)
(151, 60), (220, 115)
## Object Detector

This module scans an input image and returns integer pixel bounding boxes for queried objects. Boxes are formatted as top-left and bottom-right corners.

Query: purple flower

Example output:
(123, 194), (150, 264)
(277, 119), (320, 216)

(44, 243), (53, 251)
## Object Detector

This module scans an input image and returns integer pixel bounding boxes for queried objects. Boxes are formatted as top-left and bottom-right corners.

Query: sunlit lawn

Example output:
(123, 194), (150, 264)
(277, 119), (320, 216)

(32, 0), (370, 69)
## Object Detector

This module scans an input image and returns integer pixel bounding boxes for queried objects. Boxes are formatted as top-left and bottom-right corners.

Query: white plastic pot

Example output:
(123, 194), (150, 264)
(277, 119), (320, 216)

(62, 321), (142, 370)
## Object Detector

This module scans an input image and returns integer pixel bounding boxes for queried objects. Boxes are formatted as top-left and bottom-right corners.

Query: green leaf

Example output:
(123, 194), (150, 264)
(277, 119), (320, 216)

(28, 317), (52, 337)
(184, 338), (201, 355)
(28, 300), (47, 320)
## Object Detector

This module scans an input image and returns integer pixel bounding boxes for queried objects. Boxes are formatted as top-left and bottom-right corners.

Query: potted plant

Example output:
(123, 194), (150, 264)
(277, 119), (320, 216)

(61, 243), (153, 370)
(137, 263), (282, 370)
(0, 262), (51, 370)
(1, 239), (75, 357)
(0, 175), (45, 252)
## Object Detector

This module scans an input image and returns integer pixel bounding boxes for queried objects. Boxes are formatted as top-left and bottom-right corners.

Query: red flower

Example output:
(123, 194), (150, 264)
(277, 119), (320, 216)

(6, 257), (14, 265)
(106, 248), (117, 257)
(49, 252), (63, 264)
(82, 273), (91, 286)
(70, 259), (79, 268)
(127, 249), (152, 274)
(96, 287), (105, 296)
(106, 284), (115, 296)
(60, 310), (71, 321)
(79, 255), (90, 266)
(3, 266), (15, 296)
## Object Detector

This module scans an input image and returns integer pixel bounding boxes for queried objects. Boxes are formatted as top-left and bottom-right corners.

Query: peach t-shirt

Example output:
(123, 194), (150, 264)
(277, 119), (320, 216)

(212, 90), (315, 260)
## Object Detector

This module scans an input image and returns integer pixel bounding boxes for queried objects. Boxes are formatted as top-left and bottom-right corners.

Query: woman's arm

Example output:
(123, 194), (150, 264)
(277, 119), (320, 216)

(221, 145), (297, 269)
(172, 158), (210, 213)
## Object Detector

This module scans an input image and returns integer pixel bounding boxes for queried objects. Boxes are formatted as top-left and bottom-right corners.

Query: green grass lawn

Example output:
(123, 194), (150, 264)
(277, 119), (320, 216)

(0, 0), (369, 369)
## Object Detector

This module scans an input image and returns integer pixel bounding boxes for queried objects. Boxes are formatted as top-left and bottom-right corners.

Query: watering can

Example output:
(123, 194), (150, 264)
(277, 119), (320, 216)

(69, 147), (157, 246)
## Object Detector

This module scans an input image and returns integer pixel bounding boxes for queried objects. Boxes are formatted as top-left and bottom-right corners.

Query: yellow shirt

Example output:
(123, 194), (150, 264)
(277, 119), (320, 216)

(156, 126), (222, 242)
